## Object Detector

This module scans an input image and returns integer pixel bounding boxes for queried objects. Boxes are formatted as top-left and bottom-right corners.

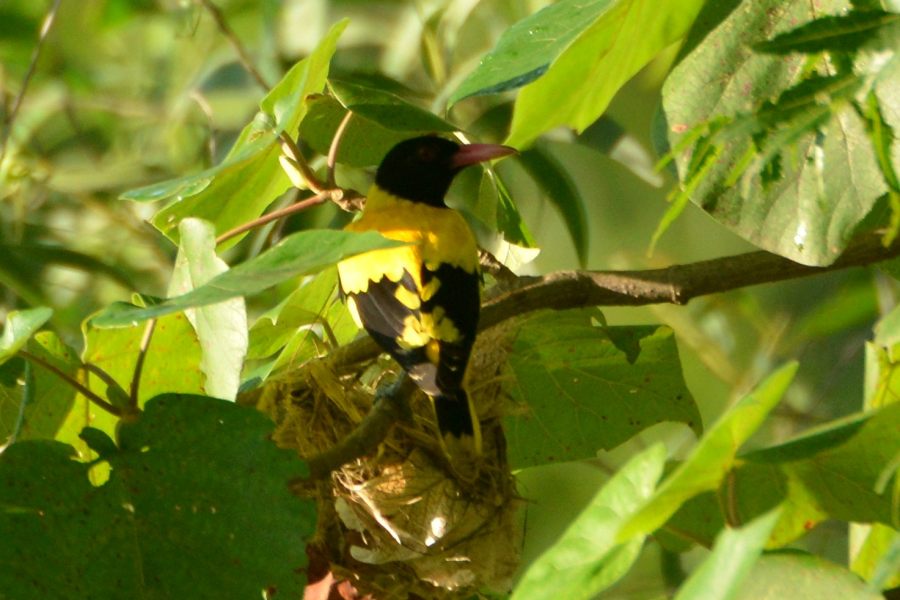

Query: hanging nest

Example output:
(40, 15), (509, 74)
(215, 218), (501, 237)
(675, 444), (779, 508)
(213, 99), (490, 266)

(249, 322), (524, 598)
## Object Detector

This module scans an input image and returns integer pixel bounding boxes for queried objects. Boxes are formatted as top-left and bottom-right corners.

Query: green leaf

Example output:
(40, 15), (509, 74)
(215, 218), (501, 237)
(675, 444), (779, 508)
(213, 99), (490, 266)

(169, 218), (248, 400)
(0, 394), (314, 598)
(247, 268), (357, 380)
(125, 20), (348, 249)
(491, 166), (537, 248)
(674, 509), (782, 600)
(661, 0), (897, 265)
(330, 80), (455, 133)
(516, 143), (589, 265)
(0, 307), (53, 366)
(300, 95), (421, 168)
(734, 402), (900, 545)
(754, 11), (900, 55)
(505, 0), (706, 148)
(853, 524), (900, 590)
(734, 553), (882, 600)
(90, 230), (403, 327)
(512, 444), (667, 600)
(618, 362), (797, 541)
(54, 312), (205, 463)
(450, 0), (617, 104)
(503, 312), (701, 469)
(0, 333), (80, 444)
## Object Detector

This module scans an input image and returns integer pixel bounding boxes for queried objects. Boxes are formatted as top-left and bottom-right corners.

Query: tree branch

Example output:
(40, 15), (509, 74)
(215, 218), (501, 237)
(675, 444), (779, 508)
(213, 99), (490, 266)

(328, 232), (900, 372)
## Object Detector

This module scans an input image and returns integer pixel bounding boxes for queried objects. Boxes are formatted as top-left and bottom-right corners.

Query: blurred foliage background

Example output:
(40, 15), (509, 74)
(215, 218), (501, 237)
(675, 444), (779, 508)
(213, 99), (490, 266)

(2, 0), (893, 594)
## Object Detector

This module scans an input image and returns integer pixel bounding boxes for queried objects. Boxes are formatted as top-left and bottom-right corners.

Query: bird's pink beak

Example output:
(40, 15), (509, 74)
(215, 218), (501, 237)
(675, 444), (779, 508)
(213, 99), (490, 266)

(451, 143), (517, 169)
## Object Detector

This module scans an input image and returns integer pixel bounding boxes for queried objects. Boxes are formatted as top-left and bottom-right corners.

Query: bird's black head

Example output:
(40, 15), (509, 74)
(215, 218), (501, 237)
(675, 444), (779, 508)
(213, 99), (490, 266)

(375, 136), (515, 207)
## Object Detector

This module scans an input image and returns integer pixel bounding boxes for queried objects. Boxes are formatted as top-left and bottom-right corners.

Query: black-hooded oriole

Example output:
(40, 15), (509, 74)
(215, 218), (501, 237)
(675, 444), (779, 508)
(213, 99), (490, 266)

(337, 136), (515, 455)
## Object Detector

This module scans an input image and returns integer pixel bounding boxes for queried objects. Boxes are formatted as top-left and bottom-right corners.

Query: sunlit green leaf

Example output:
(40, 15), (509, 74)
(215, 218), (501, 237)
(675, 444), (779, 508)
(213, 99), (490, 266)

(169, 219), (247, 401)
(90, 231), (402, 327)
(674, 509), (782, 600)
(125, 20), (348, 249)
(0, 307), (53, 366)
(618, 363), (796, 541)
(505, 0), (705, 148)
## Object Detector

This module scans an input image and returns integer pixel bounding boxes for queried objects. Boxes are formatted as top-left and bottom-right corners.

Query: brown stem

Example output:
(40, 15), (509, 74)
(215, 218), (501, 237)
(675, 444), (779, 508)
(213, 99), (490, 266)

(326, 111), (353, 188)
(130, 318), (157, 408)
(196, 0), (270, 91)
(19, 350), (122, 417)
(329, 231), (900, 371)
(0, 0), (63, 163)
(216, 191), (330, 245)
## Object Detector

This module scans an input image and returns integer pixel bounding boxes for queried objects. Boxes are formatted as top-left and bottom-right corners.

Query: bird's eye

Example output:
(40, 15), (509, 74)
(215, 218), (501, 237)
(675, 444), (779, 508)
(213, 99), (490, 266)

(416, 145), (438, 162)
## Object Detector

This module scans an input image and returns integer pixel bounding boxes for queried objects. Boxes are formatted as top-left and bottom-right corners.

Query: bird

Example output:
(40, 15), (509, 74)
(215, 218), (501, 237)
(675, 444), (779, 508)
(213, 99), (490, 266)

(336, 136), (516, 457)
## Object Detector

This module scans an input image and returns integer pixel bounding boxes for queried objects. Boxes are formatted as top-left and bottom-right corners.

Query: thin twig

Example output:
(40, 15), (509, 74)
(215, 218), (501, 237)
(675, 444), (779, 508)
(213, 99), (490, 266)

(19, 349), (122, 417)
(0, 0), (63, 163)
(280, 133), (327, 193)
(326, 111), (354, 188)
(130, 318), (157, 408)
(216, 191), (329, 245)
(196, 0), (270, 91)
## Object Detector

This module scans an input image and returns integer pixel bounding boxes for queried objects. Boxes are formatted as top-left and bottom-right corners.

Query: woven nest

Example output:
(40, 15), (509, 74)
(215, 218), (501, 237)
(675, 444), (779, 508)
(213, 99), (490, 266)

(251, 323), (523, 598)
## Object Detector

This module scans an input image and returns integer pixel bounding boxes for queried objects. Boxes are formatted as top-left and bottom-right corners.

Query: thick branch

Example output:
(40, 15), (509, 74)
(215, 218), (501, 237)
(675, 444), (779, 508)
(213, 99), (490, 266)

(480, 231), (900, 329)
(329, 232), (900, 371)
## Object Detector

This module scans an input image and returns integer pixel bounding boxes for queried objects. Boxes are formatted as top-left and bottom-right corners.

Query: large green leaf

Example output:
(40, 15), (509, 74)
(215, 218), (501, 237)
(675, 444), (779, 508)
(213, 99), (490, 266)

(0, 307), (53, 366)
(123, 20), (348, 248)
(169, 219), (248, 400)
(90, 230), (402, 327)
(674, 509), (782, 600)
(503, 311), (701, 470)
(660, 0), (899, 265)
(504, 0), (705, 148)
(512, 444), (667, 600)
(0, 394), (314, 598)
(618, 363), (797, 541)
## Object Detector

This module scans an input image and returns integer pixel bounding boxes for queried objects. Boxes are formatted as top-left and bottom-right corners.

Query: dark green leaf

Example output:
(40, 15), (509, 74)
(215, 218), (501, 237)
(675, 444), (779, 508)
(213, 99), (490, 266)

(449, 0), (616, 104)
(754, 11), (900, 55)
(0, 394), (314, 599)
(90, 230), (403, 327)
